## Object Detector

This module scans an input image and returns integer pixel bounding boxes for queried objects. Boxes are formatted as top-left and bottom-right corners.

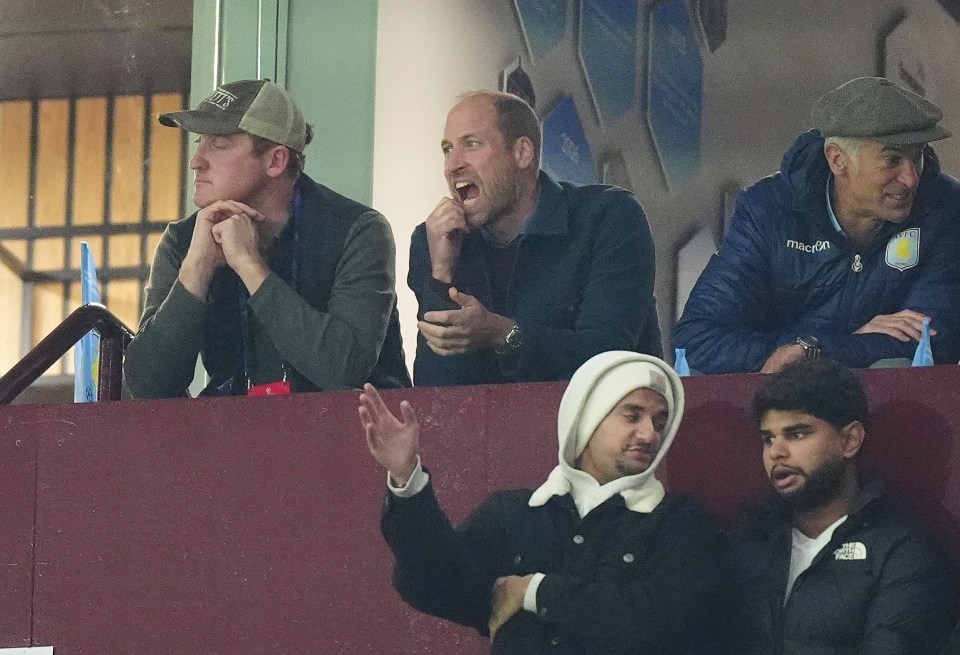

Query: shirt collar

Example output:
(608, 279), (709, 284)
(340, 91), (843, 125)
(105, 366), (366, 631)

(825, 174), (845, 235)
(521, 171), (570, 237)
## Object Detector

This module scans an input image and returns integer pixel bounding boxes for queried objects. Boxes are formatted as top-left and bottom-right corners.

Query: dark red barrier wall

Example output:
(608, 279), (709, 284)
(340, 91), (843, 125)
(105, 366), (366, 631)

(0, 366), (958, 654)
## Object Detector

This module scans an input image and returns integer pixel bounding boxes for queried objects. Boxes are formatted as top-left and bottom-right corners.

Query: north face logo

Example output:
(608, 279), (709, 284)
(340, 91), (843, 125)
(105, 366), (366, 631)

(833, 542), (867, 560)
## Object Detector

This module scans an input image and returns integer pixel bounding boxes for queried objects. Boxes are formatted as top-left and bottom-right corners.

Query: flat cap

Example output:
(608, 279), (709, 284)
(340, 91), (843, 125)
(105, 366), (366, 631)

(811, 76), (951, 144)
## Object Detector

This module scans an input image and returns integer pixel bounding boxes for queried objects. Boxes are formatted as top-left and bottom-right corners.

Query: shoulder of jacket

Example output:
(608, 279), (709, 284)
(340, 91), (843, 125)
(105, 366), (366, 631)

(301, 177), (379, 223)
(740, 173), (798, 210)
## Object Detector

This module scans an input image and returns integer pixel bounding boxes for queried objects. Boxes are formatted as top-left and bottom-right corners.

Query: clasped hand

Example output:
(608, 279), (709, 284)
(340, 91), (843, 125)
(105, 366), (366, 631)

(419, 287), (514, 356)
(181, 200), (271, 295)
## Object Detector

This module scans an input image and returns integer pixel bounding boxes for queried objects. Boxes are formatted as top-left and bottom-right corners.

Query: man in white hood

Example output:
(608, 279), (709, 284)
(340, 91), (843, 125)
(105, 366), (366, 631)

(359, 351), (722, 654)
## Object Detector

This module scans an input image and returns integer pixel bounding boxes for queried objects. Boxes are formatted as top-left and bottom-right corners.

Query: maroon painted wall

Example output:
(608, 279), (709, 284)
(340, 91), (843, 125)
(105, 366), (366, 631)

(0, 366), (958, 653)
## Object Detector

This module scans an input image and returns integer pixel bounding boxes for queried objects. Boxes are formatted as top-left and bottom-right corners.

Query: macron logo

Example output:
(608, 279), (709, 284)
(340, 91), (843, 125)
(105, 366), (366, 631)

(786, 239), (832, 253)
(833, 542), (867, 560)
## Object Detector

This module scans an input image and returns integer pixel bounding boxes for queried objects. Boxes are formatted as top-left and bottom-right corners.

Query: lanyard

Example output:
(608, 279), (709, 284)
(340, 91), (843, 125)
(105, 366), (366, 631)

(239, 184), (304, 391)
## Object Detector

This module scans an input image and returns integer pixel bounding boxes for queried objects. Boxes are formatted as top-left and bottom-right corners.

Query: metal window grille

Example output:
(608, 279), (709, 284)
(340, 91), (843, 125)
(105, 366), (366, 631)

(0, 92), (188, 376)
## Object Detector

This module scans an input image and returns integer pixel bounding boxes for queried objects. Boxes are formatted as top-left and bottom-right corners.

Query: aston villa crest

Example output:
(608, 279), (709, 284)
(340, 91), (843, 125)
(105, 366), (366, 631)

(885, 228), (920, 271)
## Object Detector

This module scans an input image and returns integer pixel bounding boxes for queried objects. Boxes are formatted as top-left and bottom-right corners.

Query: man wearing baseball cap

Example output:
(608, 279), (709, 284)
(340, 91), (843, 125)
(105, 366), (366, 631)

(675, 77), (960, 373)
(358, 351), (722, 653)
(125, 79), (410, 397)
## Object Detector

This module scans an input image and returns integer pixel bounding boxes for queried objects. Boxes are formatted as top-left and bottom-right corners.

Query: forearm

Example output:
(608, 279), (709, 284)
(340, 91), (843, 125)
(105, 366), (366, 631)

(124, 277), (206, 398)
(381, 481), (495, 630)
(505, 320), (642, 382)
(247, 273), (388, 389)
(673, 314), (795, 373)
(249, 214), (397, 390)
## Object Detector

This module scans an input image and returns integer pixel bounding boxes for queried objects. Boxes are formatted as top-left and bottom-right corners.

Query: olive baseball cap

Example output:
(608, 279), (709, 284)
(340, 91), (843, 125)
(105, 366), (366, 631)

(159, 79), (313, 152)
(811, 76), (951, 144)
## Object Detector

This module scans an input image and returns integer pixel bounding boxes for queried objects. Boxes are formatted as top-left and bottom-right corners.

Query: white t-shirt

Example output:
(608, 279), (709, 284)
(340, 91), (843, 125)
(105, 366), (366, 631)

(785, 515), (848, 602)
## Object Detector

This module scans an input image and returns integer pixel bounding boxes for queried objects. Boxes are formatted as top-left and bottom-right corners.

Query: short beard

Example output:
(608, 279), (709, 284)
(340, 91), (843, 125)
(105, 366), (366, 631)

(778, 456), (846, 511)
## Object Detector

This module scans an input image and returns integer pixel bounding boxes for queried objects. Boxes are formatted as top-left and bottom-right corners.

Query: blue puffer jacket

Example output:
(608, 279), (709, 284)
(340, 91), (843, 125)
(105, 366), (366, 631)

(674, 130), (960, 373)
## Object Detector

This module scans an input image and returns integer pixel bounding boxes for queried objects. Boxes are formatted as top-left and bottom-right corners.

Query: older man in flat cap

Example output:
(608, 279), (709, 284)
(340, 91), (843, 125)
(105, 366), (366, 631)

(675, 77), (960, 373)
(125, 79), (410, 397)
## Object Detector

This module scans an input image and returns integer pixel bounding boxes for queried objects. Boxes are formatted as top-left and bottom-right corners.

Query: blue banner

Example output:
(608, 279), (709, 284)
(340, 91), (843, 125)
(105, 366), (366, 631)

(579, 0), (638, 125)
(541, 96), (598, 185)
(647, 0), (704, 187)
(73, 242), (101, 402)
(513, 0), (568, 60)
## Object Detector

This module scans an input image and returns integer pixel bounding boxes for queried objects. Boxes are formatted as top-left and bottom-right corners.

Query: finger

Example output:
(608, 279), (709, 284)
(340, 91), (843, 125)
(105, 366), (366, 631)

(422, 311), (453, 325)
(218, 200), (264, 222)
(399, 400), (417, 427)
(867, 325), (914, 342)
(358, 405), (374, 435)
(419, 320), (452, 338)
(428, 197), (461, 221)
(426, 341), (461, 356)
(199, 201), (241, 224)
(361, 383), (391, 419)
(885, 318), (924, 341)
(428, 343), (467, 356)
(432, 196), (455, 213)
(448, 287), (476, 308)
(892, 309), (930, 322)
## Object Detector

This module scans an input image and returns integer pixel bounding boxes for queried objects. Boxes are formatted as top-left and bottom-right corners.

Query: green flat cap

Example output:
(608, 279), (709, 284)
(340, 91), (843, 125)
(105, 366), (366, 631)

(811, 77), (951, 144)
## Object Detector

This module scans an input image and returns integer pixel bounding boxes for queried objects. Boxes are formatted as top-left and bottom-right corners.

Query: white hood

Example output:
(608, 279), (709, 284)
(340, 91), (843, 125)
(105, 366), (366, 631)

(528, 351), (685, 517)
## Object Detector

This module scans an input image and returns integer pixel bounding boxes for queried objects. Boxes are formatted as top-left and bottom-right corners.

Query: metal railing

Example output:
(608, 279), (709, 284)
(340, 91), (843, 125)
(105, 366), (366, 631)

(0, 303), (133, 404)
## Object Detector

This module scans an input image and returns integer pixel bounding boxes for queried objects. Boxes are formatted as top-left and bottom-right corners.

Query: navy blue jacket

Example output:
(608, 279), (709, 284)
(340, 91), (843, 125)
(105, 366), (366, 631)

(409, 172), (661, 386)
(674, 130), (960, 373)
(724, 479), (956, 654)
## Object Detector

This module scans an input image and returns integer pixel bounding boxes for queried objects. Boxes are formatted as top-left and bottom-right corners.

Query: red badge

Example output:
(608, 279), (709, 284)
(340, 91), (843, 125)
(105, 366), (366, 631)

(247, 380), (292, 396)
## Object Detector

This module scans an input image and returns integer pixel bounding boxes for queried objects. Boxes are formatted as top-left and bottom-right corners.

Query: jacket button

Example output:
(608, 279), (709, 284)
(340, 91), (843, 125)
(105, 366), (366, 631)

(513, 554), (522, 565)
(550, 636), (561, 646)
(623, 553), (635, 563)
(572, 534), (584, 545)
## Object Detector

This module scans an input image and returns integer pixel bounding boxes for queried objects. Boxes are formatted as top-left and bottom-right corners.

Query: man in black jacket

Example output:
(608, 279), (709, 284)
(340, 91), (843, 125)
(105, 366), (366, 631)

(359, 351), (721, 654)
(726, 358), (956, 653)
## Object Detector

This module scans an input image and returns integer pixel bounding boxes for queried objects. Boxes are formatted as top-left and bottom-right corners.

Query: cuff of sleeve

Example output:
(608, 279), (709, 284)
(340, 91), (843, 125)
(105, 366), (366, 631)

(246, 271), (283, 308)
(523, 573), (546, 613)
(386, 456), (429, 498)
(429, 276), (454, 294)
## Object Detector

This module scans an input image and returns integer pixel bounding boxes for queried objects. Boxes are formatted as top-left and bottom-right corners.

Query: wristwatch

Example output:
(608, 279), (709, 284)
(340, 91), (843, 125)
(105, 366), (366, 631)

(795, 335), (822, 360)
(496, 323), (523, 355)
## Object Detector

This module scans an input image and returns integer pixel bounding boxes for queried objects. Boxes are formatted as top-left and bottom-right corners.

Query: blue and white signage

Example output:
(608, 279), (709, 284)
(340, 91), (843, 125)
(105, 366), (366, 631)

(541, 96), (598, 186)
(513, 0), (568, 61)
(579, 0), (638, 126)
(647, 0), (704, 188)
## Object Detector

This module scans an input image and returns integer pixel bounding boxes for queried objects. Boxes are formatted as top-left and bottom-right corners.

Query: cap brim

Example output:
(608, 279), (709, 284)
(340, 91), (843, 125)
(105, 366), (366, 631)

(157, 110), (242, 135)
(879, 123), (952, 145)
